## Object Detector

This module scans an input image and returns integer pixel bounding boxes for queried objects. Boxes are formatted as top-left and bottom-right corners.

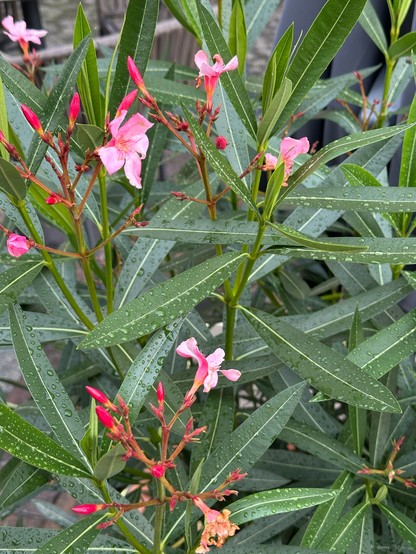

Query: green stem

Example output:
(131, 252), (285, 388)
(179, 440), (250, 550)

(377, 58), (395, 127)
(98, 169), (114, 314)
(153, 479), (166, 554)
(218, 0), (222, 28)
(98, 481), (152, 554)
(17, 202), (94, 330)
(81, 256), (104, 322)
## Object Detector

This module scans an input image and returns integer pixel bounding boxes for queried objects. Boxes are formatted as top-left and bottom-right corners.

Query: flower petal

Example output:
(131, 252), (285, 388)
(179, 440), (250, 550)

(124, 154), (142, 188)
(280, 136), (309, 162)
(220, 369), (241, 382)
(98, 146), (125, 174)
(206, 348), (225, 369)
(194, 50), (209, 72)
(203, 369), (218, 392)
(222, 55), (239, 73)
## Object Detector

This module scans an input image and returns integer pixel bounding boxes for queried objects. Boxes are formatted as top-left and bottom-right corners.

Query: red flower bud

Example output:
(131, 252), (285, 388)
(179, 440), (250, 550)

(216, 136), (228, 150)
(151, 464), (166, 479)
(68, 93), (80, 129)
(86, 386), (110, 405)
(45, 195), (62, 205)
(157, 382), (164, 404)
(117, 90), (138, 115)
(72, 503), (107, 514)
(21, 104), (44, 135)
(96, 406), (116, 429)
(127, 56), (145, 89)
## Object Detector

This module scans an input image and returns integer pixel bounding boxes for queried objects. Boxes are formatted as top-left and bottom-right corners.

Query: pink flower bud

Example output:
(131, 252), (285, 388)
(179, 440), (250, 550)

(117, 90), (138, 115)
(151, 464), (166, 479)
(21, 104), (43, 135)
(127, 56), (145, 89)
(72, 503), (107, 514)
(216, 136), (228, 150)
(86, 386), (111, 405)
(96, 406), (116, 429)
(6, 233), (30, 257)
(157, 382), (164, 404)
(45, 194), (62, 205)
(68, 93), (80, 129)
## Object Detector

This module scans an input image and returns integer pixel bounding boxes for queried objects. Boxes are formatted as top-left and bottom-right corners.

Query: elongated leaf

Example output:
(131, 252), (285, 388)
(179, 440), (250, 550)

(0, 261), (43, 315)
(358, 1), (388, 55)
(26, 36), (91, 178)
(245, 0), (283, 48)
(242, 307), (401, 413)
(228, 488), (338, 525)
(109, 0), (159, 115)
(388, 31), (416, 60)
(0, 404), (90, 477)
(197, 4), (258, 138)
(80, 251), (247, 348)
(379, 503), (416, 548)
(0, 157), (26, 200)
(36, 513), (106, 554)
(399, 94), (416, 190)
(229, 0), (247, 74)
(318, 501), (370, 551)
(0, 57), (46, 113)
(183, 107), (258, 212)
(348, 308), (366, 455)
(262, 25), (293, 114)
(0, 76), (9, 160)
(258, 78), (292, 145)
(0, 458), (49, 511)
(9, 304), (89, 462)
(274, 0), (367, 130)
(74, 5), (103, 126)
(199, 382), (305, 491)
(301, 471), (355, 547)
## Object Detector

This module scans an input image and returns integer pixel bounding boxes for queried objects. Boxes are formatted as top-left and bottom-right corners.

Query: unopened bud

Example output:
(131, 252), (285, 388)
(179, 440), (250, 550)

(68, 93), (80, 130)
(157, 382), (164, 404)
(151, 464), (166, 479)
(96, 406), (116, 429)
(72, 503), (107, 514)
(45, 194), (63, 205)
(117, 90), (138, 116)
(127, 56), (145, 89)
(216, 136), (228, 150)
(21, 104), (44, 136)
(86, 386), (118, 411)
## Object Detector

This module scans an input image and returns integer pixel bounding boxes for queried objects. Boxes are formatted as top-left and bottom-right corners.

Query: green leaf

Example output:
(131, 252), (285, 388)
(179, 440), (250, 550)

(76, 124), (105, 152)
(301, 471), (355, 547)
(348, 308), (366, 456)
(80, 251), (247, 348)
(109, 0), (159, 115)
(197, 3), (258, 139)
(35, 513), (106, 554)
(229, 0), (247, 74)
(0, 76), (9, 160)
(0, 458), (49, 511)
(228, 488), (338, 525)
(358, 1), (388, 55)
(267, 221), (367, 252)
(9, 303), (89, 462)
(0, 404), (91, 477)
(262, 24), (293, 114)
(258, 78), (292, 145)
(178, 0), (201, 41)
(379, 503), (416, 548)
(245, 0), (283, 49)
(241, 306), (401, 413)
(28, 186), (77, 243)
(279, 420), (364, 472)
(199, 382), (305, 492)
(274, 0), (367, 130)
(94, 443), (126, 480)
(317, 501), (370, 551)
(145, 74), (204, 105)
(183, 107), (258, 213)
(282, 123), (414, 202)
(74, 4), (104, 126)
(0, 57), (46, 114)
(0, 261), (44, 315)
(388, 31), (416, 60)
(163, 0), (196, 36)
(0, 158), (26, 200)
(26, 35), (92, 176)
(399, 94), (416, 188)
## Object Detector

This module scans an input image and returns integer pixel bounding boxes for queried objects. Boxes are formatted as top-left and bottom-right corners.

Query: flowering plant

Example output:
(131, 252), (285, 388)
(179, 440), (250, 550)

(0, 1), (415, 553)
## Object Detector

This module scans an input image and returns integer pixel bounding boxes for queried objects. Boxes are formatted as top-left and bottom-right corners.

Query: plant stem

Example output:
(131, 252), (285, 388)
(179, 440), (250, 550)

(153, 479), (166, 554)
(17, 202), (94, 330)
(98, 169), (114, 314)
(377, 58), (395, 127)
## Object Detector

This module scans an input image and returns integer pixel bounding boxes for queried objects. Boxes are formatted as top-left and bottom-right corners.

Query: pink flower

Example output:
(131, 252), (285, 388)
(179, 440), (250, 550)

(194, 50), (238, 111)
(193, 497), (239, 553)
(2, 15), (47, 53)
(176, 337), (241, 393)
(6, 233), (30, 257)
(68, 93), (80, 131)
(98, 108), (153, 189)
(280, 136), (309, 181)
(262, 153), (278, 171)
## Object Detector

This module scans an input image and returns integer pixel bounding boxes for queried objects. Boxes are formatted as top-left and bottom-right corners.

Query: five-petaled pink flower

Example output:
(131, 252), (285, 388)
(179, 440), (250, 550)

(6, 233), (30, 257)
(2, 16), (47, 54)
(176, 337), (241, 393)
(98, 106), (153, 189)
(263, 137), (309, 184)
(194, 50), (238, 111)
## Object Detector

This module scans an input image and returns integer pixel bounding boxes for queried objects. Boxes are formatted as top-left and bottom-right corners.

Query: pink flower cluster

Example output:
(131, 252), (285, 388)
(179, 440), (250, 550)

(2, 16), (47, 54)
(194, 50), (238, 111)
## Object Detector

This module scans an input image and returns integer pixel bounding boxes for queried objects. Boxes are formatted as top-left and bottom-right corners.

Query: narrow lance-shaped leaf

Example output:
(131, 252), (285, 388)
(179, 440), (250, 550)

(0, 158), (27, 200)
(228, 488), (339, 525)
(358, 1), (388, 55)
(257, 78), (292, 146)
(228, 0), (247, 74)
(348, 307), (367, 455)
(9, 304), (89, 463)
(0, 75), (9, 160)
(0, 261), (44, 315)
(241, 306), (401, 413)
(109, 0), (159, 115)
(379, 503), (416, 549)
(0, 404), (91, 477)
(388, 31), (416, 60)
(183, 106), (259, 213)
(317, 501), (371, 552)
(79, 251), (248, 349)
(262, 24), (293, 114)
